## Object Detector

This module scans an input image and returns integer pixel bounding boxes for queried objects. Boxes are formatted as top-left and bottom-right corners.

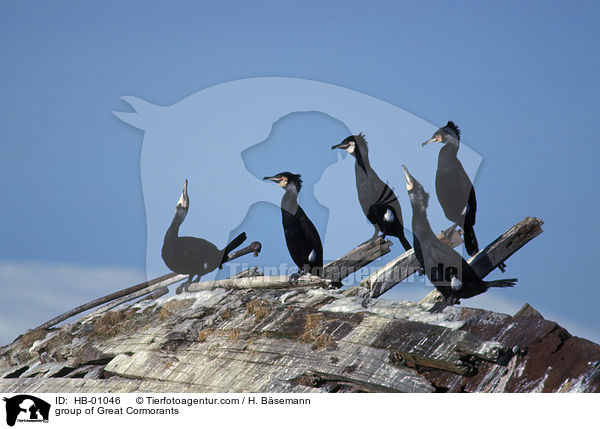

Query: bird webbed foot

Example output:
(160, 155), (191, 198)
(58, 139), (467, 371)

(441, 222), (459, 239)
(176, 280), (190, 295)
(289, 272), (302, 286)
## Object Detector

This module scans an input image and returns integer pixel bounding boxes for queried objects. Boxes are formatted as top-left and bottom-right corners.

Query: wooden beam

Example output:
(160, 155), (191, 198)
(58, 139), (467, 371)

(419, 217), (544, 306)
(366, 217), (543, 299)
(187, 274), (330, 292)
(31, 241), (263, 330)
(322, 236), (393, 285)
(31, 272), (182, 331)
(363, 228), (463, 298)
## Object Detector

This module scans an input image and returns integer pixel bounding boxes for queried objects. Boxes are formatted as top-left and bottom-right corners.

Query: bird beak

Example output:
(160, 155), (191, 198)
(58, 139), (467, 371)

(401, 165), (414, 191)
(177, 179), (189, 208)
(422, 135), (441, 146)
(263, 176), (280, 182)
(331, 142), (348, 150)
(421, 137), (436, 147)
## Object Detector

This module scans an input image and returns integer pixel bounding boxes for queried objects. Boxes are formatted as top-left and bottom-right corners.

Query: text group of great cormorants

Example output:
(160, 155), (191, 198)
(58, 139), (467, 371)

(161, 121), (516, 305)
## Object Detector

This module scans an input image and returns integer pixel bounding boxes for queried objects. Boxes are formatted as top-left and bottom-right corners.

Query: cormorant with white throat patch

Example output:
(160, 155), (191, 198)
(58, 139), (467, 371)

(422, 121), (479, 257)
(331, 134), (412, 251)
(162, 179), (248, 293)
(263, 172), (323, 282)
(402, 165), (516, 310)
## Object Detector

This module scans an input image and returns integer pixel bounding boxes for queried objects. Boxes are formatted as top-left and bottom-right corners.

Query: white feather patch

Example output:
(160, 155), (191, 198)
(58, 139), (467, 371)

(451, 276), (462, 291)
(308, 249), (316, 263)
(384, 208), (394, 223)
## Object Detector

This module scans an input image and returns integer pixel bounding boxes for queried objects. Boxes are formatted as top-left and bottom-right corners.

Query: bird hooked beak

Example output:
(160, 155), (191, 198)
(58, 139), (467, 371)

(263, 175), (287, 187)
(331, 140), (355, 154)
(177, 179), (189, 209)
(401, 165), (414, 191)
(422, 134), (442, 147)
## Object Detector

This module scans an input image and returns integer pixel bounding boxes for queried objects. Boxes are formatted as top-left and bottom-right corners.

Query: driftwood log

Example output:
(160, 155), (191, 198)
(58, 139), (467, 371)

(418, 217), (544, 305)
(365, 217), (543, 299)
(362, 228), (464, 298)
(322, 236), (392, 284)
(30, 241), (262, 331)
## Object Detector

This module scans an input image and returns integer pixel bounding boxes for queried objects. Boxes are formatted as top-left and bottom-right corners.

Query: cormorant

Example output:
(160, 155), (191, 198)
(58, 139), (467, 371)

(401, 165), (516, 309)
(331, 134), (412, 251)
(263, 172), (323, 281)
(162, 179), (248, 293)
(422, 121), (479, 256)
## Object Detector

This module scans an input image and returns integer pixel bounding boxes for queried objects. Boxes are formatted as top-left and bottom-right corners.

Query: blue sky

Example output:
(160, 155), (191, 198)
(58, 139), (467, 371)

(0, 1), (599, 344)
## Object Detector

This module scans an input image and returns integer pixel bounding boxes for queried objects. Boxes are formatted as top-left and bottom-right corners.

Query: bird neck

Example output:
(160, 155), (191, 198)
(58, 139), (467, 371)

(281, 185), (299, 215)
(410, 203), (436, 242)
(353, 146), (370, 174)
(439, 141), (459, 158)
(165, 207), (186, 241)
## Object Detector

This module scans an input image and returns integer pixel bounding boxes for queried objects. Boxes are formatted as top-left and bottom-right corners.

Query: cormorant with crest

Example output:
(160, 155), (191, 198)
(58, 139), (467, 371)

(402, 165), (516, 310)
(162, 179), (248, 293)
(331, 134), (412, 251)
(422, 121), (479, 256)
(263, 172), (323, 282)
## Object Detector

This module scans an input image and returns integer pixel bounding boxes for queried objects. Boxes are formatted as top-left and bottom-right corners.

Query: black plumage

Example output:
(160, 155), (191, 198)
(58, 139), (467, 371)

(263, 172), (323, 279)
(161, 179), (247, 293)
(422, 121), (479, 256)
(402, 165), (516, 309)
(331, 134), (412, 251)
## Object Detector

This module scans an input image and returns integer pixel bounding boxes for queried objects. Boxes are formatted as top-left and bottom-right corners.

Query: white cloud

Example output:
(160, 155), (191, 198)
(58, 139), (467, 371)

(0, 261), (145, 346)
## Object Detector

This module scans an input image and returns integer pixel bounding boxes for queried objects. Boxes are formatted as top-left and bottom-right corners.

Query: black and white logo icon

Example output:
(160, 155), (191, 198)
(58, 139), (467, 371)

(3, 395), (50, 427)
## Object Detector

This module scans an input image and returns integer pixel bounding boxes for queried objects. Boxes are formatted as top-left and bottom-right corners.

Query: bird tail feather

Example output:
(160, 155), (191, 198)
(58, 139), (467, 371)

(463, 225), (479, 256)
(485, 278), (517, 288)
(220, 232), (247, 266)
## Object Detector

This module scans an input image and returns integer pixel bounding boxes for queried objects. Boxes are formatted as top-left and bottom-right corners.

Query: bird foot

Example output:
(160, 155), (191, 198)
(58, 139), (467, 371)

(497, 261), (507, 273)
(441, 223), (458, 239)
(428, 296), (458, 313)
(176, 280), (191, 294)
(289, 272), (302, 286)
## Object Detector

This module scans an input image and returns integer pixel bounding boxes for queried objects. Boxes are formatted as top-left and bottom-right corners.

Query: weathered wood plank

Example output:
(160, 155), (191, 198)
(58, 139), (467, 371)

(367, 217), (543, 299)
(322, 236), (393, 284)
(362, 229), (463, 298)
(419, 217), (544, 306)
(186, 274), (330, 293)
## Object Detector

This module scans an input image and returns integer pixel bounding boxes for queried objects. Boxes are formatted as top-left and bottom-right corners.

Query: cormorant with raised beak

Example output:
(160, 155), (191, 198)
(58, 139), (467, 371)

(422, 121), (479, 257)
(162, 179), (248, 293)
(263, 172), (323, 282)
(331, 134), (412, 251)
(402, 165), (516, 309)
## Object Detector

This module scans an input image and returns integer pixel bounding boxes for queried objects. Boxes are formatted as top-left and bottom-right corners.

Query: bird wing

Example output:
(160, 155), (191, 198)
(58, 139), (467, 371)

(297, 206), (323, 266)
(178, 237), (221, 262)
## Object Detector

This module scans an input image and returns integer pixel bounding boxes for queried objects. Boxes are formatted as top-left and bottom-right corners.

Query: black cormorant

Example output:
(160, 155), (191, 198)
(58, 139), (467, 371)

(402, 165), (516, 309)
(162, 179), (248, 293)
(422, 121), (479, 256)
(331, 134), (412, 251)
(263, 172), (323, 281)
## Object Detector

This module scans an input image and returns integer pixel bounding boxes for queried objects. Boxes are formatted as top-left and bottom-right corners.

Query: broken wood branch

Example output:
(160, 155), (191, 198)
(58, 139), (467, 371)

(32, 241), (264, 330)
(363, 228), (463, 298)
(366, 217), (543, 299)
(31, 272), (182, 331)
(186, 274), (330, 293)
(224, 241), (262, 263)
(419, 216), (544, 306)
(322, 236), (393, 285)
